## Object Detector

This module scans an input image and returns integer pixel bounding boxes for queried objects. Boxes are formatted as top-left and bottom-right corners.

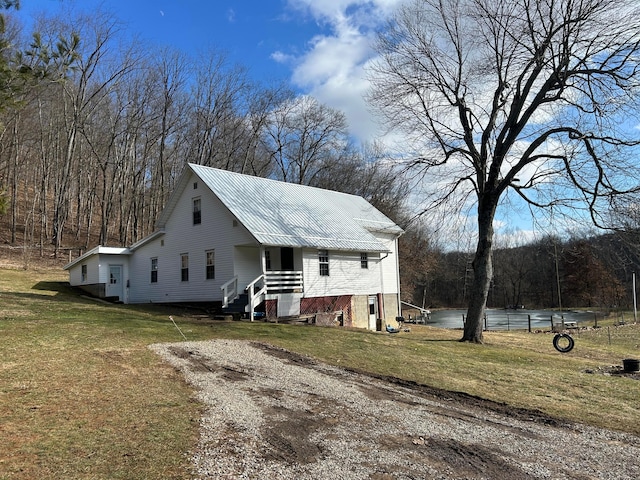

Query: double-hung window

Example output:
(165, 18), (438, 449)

(151, 258), (158, 283)
(318, 250), (329, 276)
(181, 254), (189, 282)
(206, 250), (215, 280)
(193, 198), (201, 225)
(81, 264), (87, 282)
(360, 252), (368, 269)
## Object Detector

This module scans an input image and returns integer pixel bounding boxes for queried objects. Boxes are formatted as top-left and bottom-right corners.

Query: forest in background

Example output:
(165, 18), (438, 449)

(1, 6), (640, 313)
(400, 231), (640, 312)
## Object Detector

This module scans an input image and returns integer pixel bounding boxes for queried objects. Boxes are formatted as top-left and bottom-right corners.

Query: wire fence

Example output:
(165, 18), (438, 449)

(458, 310), (636, 333)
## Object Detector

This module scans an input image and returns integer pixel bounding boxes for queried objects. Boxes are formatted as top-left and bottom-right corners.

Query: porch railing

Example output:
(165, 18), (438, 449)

(221, 276), (238, 308)
(222, 271), (304, 319)
(265, 270), (304, 293)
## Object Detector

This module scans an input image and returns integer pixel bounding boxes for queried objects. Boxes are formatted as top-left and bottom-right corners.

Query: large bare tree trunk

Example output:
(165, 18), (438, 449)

(462, 198), (497, 343)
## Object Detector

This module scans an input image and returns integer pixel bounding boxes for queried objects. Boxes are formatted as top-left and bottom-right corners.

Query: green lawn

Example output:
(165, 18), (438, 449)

(1, 267), (639, 479)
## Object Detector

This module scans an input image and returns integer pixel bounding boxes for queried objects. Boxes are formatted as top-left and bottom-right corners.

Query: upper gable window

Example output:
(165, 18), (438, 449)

(192, 198), (201, 225)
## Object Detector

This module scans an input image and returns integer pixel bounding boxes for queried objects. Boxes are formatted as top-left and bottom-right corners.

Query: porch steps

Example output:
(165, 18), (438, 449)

(223, 293), (249, 316)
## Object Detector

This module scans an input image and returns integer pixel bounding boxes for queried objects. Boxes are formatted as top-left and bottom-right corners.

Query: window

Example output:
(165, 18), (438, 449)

(206, 250), (215, 280)
(181, 254), (189, 282)
(360, 252), (368, 269)
(193, 198), (201, 225)
(81, 264), (87, 282)
(151, 258), (158, 283)
(265, 250), (271, 271)
(318, 250), (329, 276)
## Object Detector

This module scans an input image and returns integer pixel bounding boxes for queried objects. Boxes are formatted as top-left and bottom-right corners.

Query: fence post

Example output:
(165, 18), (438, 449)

(550, 315), (554, 332)
(484, 314), (488, 331)
(528, 315), (531, 333)
(507, 314), (510, 331)
(594, 312), (598, 328)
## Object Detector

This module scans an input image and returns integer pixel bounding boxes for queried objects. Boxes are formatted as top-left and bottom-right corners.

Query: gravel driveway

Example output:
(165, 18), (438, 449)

(150, 339), (640, 479)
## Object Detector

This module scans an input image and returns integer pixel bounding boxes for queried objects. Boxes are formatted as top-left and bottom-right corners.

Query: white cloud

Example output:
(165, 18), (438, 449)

(280, 0), (403, 144)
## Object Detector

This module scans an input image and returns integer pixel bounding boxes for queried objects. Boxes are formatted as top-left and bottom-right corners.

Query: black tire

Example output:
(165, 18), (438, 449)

(553, 333), (575, 353)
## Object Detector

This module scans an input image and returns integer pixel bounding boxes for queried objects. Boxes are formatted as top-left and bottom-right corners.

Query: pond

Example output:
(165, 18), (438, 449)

(414, 309), (603, 331)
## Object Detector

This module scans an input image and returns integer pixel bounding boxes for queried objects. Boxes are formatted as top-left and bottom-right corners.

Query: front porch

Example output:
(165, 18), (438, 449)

(221, 270), (304, 318)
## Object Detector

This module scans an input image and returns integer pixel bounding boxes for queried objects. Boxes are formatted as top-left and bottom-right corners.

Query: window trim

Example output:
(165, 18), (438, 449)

(205, 250), (215, 280)
(192, 197), (201, 225)
(150, 257), (158, 283)
(181, 254), (189, 282)
(318, 250), (329, 276)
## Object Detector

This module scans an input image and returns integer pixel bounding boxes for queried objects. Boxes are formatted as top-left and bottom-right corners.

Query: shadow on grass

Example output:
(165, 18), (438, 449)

(32, 280), (77, 294)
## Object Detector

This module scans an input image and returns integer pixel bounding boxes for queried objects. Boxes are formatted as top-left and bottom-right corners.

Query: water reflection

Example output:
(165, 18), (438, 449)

(424, 309), (600, 331)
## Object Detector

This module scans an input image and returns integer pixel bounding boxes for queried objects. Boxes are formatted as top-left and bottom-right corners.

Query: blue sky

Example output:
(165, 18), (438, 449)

(13, 0), (548, 246)
(15, 0), (400, 144)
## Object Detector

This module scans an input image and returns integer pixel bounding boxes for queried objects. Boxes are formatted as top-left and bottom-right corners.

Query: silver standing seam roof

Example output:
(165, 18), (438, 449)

(187, 163), (403, 253)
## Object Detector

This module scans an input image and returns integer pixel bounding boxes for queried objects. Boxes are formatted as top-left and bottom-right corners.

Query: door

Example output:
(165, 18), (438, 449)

(106, 265), (123, 301)
(281, 247), (294, 271)
(368, 295), (378, 331)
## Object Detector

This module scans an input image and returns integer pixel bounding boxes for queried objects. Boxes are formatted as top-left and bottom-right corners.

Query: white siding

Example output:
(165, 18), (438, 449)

(234, 246), (262, 289)
(68, 255), (100, 286)
(302, 244), (399, 298)
(128, 172), (257, 303)
(97, 254), (129, 286)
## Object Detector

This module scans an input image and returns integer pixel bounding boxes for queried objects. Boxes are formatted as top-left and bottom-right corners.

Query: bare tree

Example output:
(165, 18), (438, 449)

(263, 95), (349, 185)
(368, 0), (640, 342)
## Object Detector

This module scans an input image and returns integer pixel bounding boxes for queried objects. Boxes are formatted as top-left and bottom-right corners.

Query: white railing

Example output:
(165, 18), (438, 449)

(221, 276), (239, 308)
(265, 271), (304, 292)
(222, 271), (304, 319)
(246, 274), (267, 321)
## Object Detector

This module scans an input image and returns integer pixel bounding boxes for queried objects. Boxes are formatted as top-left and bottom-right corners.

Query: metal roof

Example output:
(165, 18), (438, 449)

(188, 164), (403, 252)
(63, 245), (130, 270)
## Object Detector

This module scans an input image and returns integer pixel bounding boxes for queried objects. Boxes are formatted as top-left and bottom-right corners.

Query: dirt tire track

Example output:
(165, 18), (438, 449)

(151, 340), (640, 480)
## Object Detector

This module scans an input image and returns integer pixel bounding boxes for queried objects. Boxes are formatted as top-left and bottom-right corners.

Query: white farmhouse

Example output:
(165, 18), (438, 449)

(64, 163), (404, 330)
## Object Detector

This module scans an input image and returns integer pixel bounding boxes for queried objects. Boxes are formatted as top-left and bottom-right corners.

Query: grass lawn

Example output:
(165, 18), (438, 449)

(1, 267), (639, 479)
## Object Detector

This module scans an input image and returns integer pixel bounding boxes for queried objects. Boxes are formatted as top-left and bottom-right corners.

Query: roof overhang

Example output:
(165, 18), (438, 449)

(63, 245), (130, 270)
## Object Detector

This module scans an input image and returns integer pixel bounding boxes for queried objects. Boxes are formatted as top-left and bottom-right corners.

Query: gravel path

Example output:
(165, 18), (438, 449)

(150, 339), (640, 479)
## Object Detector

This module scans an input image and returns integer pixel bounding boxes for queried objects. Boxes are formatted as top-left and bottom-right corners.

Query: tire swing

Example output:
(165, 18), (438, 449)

(553, 333), (574, 353)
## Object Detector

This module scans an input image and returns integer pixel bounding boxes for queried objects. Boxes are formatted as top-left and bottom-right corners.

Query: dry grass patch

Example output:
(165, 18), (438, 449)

(0, 269), (215, 480)
(1, 266), (639, 479)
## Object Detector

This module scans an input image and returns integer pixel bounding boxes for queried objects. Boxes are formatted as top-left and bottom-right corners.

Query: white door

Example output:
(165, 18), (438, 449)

(106, 265), (123, 301)
(368, 295), (378, 331)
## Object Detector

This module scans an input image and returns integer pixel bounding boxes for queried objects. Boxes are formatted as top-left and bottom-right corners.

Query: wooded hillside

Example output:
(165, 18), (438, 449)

(0, 9), (407, 260)
(2, 6), (639, 312)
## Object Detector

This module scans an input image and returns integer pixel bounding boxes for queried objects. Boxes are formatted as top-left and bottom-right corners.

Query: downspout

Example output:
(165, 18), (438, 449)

(395, 237), (402, 318)
(379, 251), (389, 327)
